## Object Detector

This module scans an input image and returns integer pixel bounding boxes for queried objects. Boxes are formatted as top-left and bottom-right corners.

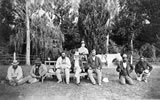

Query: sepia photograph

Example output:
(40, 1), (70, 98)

(0, 0), (160, 100)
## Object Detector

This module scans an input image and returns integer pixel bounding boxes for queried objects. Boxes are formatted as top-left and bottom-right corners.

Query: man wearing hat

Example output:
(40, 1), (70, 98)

(116, 54), (134, 85)
(27, 58), (47, 83)
(73, 51), (83, 85)
(87, 49), (102, 85)
(78, 40), (89, 61)
(135, 57), (153, 82)
(55, 52), (71, 84)
(6, 60), (23, 86)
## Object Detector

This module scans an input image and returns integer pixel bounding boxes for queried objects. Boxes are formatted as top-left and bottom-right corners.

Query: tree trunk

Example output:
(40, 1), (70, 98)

(130, 38), (133, 64)
(106, 34), (109, 54)
(26, 0), (30, 65)
(152, 44), (156, 61)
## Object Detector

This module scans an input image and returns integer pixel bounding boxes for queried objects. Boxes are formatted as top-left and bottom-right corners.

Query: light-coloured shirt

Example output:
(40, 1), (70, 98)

(7, 66), (23, 80)
(92, 56), (96, 61)
(56, 57), (71, 69)
(78, 47), (89, 54)
(123, 63), (127, 69)
(74, 60), (80, 68)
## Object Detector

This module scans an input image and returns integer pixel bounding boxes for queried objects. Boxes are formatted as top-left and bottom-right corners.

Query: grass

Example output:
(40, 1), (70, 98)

(0, 65), (160, 100)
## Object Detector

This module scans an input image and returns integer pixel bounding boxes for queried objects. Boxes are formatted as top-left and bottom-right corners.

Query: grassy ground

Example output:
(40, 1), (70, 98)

(0, 65), (160, 100)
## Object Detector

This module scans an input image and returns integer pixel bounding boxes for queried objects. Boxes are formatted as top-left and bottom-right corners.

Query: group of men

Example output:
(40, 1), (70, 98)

(115, 54), (153, 85)
(6, 41), (153, 86)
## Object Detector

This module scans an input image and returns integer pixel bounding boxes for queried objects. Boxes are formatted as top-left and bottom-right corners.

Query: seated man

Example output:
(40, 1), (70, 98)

(116, 54), (134, 85)
(78, 41), (89, 61)
(55, 52), (71, 84)
(135, 57), (153, 82)
(73, 51), (83, 85)
(27, 58), (47, 84)
(6, 60), (23, 86)
(88, 49), (102, 85)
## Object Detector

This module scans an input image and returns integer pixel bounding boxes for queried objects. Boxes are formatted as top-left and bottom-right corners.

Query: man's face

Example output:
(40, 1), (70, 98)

(35, 63), (41, 67)
(140, 58), (144, 62)
(92, 51), (96, 57)
(74, 55), (79, 60)
(13, 65), (18, 69)
(123, 57), (127, 62)
(81, 43), (85, 47)
(62, 53), (66, 59)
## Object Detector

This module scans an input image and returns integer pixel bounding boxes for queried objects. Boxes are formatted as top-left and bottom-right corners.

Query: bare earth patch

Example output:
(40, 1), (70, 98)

(0, 65), (160, 100)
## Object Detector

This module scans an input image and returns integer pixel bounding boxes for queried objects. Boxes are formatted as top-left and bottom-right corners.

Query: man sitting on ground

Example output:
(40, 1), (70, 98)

(116, 54), (134, 85)
(6, 60), (23, 86)
(135, 57), (153, 82)
(55, 52), (71, 84)
(88, 49), (102, 85)
(27, 58), (47, 83)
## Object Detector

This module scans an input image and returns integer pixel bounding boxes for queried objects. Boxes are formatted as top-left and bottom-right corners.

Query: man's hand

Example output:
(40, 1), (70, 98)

(88, 67), (92, 70)
(36, 76), (41, 79)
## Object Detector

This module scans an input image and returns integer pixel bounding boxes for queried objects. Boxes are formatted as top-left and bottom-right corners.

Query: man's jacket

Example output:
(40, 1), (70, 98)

(88, 56), (102, 70)
(116, 61), (133, 76)
(30, 64), (47, 77)
(135, 61), (153, 74)
(7, 66), (23, 80)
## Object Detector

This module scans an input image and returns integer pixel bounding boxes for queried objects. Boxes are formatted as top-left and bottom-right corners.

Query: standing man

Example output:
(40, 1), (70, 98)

(135, 57), (153, 82)
(6, 60), (23, 86)
(55, 52), (71, 84)
(78, 40), (89, 61)
(88, 49), (102, 85)
(73, 51), (83, 85)
(116, 54), (134, 85)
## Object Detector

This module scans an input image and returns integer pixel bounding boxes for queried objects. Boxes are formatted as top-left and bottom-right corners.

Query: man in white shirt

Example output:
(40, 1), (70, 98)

(73, 51), (83, 85)
(78, 41), (89, 61)
(6, 60), (23, 86)
(55, 52), (71, 84)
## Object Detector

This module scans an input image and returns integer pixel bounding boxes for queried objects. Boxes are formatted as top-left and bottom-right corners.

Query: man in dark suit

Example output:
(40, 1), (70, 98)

(116, 54), (134, 85)
(88, 49), (102, 85)
(135, 57), (153, 82)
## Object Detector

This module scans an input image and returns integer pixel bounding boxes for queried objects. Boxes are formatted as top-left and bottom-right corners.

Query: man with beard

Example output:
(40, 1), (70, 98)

(116, 54), (134, 85)
(6, 60), (23, 86)
(27, 58), (47, 83)
(55, 52), (71, 84)
(88, 49), (102, 85)
(135, 57), (153, 82)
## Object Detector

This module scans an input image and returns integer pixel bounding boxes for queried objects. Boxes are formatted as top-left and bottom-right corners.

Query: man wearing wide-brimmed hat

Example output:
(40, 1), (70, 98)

(6, 60), (23, 86)
(27, 58), (47, 83)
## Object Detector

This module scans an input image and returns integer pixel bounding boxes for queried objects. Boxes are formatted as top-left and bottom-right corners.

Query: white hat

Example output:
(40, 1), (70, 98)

(122, 54), (127, 58)
(81, 41), (85, 44)
(103, 78), (109, 83)
(74, 52), (79, 56)
(12, 60), (19, 65)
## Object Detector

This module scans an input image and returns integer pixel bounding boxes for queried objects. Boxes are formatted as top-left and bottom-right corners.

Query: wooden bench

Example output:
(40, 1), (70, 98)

(42, 61), (88, 82)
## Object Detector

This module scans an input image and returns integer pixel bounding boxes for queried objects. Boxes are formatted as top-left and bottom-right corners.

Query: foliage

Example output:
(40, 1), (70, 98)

(140, 43), (153, 58)
(0, 0), (15, 44)
(1, 0), (160, 61)
(78, 0), (120, 54)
